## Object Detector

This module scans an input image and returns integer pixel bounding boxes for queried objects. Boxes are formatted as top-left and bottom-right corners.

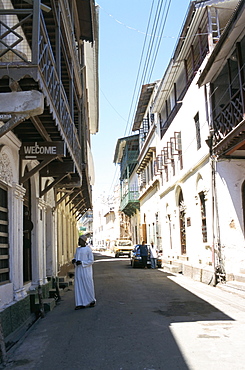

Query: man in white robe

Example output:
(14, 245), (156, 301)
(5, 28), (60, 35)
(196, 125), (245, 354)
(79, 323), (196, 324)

(72, 235), (96, 310)
(149, 241), (158, 269)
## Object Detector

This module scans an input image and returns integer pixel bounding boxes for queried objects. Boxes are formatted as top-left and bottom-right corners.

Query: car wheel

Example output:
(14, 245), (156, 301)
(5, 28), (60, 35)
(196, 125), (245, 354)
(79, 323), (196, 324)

(132, 260), (135, 268)
(115, 253), (119, 258)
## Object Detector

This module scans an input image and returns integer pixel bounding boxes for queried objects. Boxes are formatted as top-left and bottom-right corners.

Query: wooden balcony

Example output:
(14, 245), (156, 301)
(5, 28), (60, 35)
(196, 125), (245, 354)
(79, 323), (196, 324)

(212, 86), (245, 157)
(120, 190), (140, 217)
(0, 0), (97, 213)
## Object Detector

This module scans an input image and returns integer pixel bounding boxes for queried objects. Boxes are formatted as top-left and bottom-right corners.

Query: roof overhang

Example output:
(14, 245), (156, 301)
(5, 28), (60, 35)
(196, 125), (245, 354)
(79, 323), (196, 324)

(75, 0), (98, 43)
(113, 134), (139, 164)
(132, 83), (156, 131)
(198, 0), (245, 86)
(153, 0), (241, 111)
(136, 147), (156, 173)
(152, 60), (179, 113)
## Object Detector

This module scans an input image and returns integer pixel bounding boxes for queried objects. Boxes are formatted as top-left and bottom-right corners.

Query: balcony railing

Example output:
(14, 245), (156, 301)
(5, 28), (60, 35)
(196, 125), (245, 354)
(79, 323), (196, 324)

(39, 12), (82, 171)
(213, 87), (245, 145)
(120, 150), (139, 178)
(120, 190), (140, 216)
(0, 4), (82, 173)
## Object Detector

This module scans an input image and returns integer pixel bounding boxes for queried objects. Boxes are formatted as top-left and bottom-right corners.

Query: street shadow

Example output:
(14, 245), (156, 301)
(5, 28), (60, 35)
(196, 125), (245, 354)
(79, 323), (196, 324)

(91, 257), (234, 370)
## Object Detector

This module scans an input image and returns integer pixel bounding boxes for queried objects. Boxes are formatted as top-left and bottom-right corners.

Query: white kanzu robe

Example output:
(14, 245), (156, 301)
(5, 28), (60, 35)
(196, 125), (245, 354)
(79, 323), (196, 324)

(74, 245), (96, 307)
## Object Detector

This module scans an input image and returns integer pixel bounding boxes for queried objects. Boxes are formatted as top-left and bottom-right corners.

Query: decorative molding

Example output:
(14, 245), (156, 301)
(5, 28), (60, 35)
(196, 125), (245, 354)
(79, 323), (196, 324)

(12, 182), (26, 200)
(14, 287), (27, 301)
(0, 147), (13, 184)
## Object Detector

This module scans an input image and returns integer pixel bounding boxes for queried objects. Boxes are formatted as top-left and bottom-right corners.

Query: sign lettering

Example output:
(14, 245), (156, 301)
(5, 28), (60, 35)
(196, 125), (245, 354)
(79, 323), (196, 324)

(0, 114), (11, 121)
(20, 141), (65, 159)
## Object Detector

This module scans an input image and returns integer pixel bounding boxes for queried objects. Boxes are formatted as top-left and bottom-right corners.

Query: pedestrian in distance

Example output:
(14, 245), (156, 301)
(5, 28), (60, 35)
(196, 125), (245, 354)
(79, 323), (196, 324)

(149, 241), (158, 269)
(72, 234), (96, 310)
(138, 241), (149, 269)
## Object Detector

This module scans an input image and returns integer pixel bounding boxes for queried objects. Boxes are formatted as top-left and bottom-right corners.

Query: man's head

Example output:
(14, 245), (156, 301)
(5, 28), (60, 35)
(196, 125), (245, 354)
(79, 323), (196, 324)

(78, 234), (87, 247)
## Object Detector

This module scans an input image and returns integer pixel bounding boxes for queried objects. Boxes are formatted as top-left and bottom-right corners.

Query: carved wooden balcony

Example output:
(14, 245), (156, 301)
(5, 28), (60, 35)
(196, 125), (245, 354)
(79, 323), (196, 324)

(120, 190), (140, 217)
(0, 0), (96, 213)
(213, 86), (245, 156)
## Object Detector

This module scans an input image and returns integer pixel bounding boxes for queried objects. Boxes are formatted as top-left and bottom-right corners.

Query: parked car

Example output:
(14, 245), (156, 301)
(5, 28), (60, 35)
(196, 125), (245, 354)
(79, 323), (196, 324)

(113, 239), (133, 258)
(130, 245), (162, 268)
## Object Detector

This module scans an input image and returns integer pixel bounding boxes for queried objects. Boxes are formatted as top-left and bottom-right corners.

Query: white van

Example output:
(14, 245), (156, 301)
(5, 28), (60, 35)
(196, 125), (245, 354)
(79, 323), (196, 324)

(113, 240), (133, 258)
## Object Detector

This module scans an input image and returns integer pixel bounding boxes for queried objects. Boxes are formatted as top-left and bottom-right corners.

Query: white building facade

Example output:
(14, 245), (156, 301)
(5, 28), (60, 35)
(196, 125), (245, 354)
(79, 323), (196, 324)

(132, 0), (245, 284)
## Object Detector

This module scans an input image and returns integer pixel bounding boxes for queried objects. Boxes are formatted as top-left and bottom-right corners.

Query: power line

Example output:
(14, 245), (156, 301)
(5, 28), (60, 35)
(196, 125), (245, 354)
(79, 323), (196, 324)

(123, 0), (156, 137)
(127, 0), (173, 135)
(100, 88), (127, 123)
(107, 0), (174, 194)
(146, 0), (172, 83)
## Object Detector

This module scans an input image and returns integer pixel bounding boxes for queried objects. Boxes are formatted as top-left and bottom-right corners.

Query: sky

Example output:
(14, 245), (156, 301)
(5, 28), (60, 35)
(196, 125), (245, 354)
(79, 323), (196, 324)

(91, 0), (191, 200)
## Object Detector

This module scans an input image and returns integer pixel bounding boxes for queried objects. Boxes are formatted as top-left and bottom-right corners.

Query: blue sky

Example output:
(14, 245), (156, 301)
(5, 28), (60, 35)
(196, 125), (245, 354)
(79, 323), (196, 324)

(92, 0), (191, 199)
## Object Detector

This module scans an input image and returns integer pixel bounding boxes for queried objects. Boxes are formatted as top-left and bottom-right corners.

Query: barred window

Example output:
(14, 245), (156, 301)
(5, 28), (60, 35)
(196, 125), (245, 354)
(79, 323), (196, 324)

(0, 185), (9, 285)
(194, 113), (201, 150)
(199, 191), (207, 243)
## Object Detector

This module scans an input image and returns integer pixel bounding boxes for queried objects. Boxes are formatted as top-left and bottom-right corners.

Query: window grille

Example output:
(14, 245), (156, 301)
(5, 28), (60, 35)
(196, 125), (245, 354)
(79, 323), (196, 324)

(199, 191), (207, 242)
(194, 113), (201, 150)
(174, 131), (183, 169)
(0, 185), (9, 285)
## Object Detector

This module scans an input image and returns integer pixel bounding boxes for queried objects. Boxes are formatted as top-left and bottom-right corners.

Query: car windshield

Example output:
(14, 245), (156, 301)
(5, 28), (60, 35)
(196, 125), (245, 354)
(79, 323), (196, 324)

(119, 241), (131, 246)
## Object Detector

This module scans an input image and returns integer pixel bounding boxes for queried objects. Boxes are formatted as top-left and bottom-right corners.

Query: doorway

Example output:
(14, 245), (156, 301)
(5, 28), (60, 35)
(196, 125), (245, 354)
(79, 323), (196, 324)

(178, 190), (186, 255)
(23, 175), (33, 283)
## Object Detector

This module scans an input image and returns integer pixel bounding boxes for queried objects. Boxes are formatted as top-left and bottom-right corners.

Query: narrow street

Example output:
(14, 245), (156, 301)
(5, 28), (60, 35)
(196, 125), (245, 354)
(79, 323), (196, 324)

(3, 252), (245, 370)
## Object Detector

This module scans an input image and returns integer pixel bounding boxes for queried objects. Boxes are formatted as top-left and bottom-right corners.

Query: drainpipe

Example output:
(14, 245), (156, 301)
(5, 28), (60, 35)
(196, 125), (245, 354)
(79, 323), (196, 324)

(205, 84), (217, 286)
(210, 150), (217, 286)
(206, 130), (218, 286)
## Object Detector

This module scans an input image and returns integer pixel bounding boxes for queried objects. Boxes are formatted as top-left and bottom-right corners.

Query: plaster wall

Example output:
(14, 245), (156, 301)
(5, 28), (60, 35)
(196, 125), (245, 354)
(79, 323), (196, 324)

(155, 75), (212, 265)
(0, 131), (24, 308)
(140, 184), (161, 247)
(215, 160), (245, 274)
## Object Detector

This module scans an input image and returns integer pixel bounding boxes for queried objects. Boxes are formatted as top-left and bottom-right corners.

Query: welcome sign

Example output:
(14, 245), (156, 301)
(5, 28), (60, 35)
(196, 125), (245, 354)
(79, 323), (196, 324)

(20, 141), (65, 159)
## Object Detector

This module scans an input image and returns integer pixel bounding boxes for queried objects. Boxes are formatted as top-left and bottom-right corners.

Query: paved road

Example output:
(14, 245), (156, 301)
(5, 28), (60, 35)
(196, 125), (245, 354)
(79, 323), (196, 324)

(2, 253), (245, 370)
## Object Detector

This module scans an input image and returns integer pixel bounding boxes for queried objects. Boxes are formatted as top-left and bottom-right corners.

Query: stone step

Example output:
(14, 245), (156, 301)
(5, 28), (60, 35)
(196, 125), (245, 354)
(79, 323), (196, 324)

(68, 269), (75, 278)
(223, 281), (245, 292)
(58, 276), (67, 283)
(49, 288), (60, 301)
(43, 298), (56, 312)
(59, 278), (74, 289)
(162, 263), (182, 274)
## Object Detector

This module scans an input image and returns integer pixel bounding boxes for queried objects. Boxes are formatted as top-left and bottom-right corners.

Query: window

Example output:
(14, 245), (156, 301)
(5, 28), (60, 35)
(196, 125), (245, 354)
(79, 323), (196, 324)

(199, 191), (207, 242)
(194, 113), (201, 150)
(0, 185), (9, 284)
